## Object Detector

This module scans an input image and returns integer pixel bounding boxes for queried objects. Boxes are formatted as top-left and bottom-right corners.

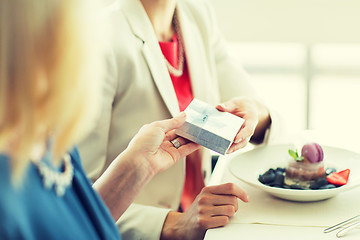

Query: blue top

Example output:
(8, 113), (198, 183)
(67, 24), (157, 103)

(0, 147), (121, 240)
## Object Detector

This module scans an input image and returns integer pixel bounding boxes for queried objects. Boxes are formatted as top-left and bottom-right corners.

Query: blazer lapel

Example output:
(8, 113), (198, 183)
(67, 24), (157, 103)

(120, 0), (180, 117)
(176, 2), (215, 104)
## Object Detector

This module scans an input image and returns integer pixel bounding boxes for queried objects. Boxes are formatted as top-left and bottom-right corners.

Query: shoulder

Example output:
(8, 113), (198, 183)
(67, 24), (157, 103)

(107, 5), (142, 50)
(97, 2), (142, 66)
(104, 5), (144, 70)
(101, 2), (153, 90)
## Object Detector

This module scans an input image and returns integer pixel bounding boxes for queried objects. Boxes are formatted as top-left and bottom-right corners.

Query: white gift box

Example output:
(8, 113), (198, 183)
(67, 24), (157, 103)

(175, 99), (245, 155)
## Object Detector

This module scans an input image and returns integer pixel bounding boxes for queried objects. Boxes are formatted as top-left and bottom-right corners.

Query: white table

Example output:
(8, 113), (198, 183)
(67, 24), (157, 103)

(204, 132), (360, 240)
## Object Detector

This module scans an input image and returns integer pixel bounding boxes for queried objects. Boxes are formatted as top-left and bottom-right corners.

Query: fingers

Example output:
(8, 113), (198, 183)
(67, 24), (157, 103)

(176, 142), (201, 158)
(215, 195), (239, 212)
(228, 131), (252, 153)
(233, 123), (253, 144)
(164, 130), (177, 142)
(206, 183), (249, 203)
(153, 112), (187, 133)
(168, 137), (200, 158)
(217, 99), (259, 154)
(216, 103), (227, 112)
(209, 205), (236, 217)
(216, 102), (236, 113)
(197, 191), (239, 210)
(162, 132), (201, 160)
(184, 183), (248, 233)
(227, 117), (258, 153)
(227, 140), (249, 154)
(199, 197), (238, 214)
(165, 132), (198, 150)
(195, 183), (248, 221)
(198, 215), (230, 229)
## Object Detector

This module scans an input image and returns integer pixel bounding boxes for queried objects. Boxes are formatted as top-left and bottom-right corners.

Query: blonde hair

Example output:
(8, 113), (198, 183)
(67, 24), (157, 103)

(0, 0), (106, 183)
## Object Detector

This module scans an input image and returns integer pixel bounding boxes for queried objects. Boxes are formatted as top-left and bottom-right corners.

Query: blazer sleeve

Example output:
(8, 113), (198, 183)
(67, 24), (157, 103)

(77, 50), (118, 180)
(116, 203), (171, 240)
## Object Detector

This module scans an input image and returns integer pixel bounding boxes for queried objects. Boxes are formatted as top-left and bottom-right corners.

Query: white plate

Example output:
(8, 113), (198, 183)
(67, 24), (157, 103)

(229, 144), (360, 202)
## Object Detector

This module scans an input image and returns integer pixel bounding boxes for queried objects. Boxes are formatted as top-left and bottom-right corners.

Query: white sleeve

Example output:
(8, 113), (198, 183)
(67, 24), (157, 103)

(116, 203), (171, 240)
(77, 50), (118, 179)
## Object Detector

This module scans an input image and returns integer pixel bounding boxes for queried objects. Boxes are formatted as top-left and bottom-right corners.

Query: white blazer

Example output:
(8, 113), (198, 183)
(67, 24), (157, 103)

(78, 0), (281, 239)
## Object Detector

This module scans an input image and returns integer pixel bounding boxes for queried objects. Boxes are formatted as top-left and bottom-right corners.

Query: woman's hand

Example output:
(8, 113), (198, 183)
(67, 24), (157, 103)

(94, 113), (200, 220)
(216, 96), (271, 153)
(126, 112), (201, 175)
(161, 183), (248, 240)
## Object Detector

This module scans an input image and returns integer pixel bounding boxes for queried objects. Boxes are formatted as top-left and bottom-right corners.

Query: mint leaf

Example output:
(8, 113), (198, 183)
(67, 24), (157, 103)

(288, 149), (304, 162)
(288, 149), (298, 159)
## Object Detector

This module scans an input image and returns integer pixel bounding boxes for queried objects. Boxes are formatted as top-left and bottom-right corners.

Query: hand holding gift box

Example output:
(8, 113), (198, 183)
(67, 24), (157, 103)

(176, 99), (245, 155)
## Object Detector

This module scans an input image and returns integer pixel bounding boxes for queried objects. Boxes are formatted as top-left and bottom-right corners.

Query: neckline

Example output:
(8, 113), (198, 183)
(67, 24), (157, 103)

(159, 33), (178, 44)
(33, 153), (74, 197)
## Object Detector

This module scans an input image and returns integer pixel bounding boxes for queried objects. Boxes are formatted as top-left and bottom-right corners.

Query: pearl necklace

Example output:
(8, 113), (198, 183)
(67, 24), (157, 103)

(163, 10), (184, 77)
(34, 153), (74, 197)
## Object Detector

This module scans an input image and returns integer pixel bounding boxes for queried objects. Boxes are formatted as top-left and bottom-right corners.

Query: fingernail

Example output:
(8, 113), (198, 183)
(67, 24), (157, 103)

(219, 104), (227, 109)
(235, 137), (243, 144)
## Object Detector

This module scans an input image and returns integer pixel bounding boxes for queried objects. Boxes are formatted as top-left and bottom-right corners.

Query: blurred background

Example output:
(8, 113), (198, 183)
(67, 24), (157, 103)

(209, 0), (360, 150)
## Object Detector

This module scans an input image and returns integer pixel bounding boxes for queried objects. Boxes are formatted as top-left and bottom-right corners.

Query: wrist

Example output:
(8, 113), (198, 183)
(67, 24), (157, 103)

(92, 149), (157, 220)
(118, 149), (156, 182)
(252, 100), (271, 143)
(160, 211), (184, 240)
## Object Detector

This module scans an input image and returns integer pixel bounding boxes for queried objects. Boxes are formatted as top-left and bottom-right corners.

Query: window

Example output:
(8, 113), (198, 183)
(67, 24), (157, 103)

(210, 0), (360, 151)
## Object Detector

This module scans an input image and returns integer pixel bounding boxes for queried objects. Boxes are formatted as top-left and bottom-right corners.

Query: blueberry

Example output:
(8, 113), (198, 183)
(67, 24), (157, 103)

(319, 184), (336, 189)
(269, 172), (285, 187)
(259, 171), (276, 184)
(310, 178), (328, 189)
(266, 169), (276, 175)
(289, 184), (305, 190)
(259, 167), (339, 191)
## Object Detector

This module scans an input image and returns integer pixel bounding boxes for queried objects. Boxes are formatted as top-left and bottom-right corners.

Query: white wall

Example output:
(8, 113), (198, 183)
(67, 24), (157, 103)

(208, 0), (360, 147)
(209, 0), (360, 44)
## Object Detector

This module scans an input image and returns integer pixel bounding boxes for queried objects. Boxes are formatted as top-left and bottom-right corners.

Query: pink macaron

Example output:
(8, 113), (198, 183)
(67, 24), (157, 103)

(301, 143), (324, 163)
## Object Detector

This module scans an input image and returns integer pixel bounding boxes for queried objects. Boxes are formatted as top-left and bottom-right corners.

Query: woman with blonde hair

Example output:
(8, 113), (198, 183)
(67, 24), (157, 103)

(0, 0), (201, 238)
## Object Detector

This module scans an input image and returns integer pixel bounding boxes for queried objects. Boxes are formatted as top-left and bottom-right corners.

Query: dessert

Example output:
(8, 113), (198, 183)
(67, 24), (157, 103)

(258, 143), (351, 190)
(284, 143), (326, 188)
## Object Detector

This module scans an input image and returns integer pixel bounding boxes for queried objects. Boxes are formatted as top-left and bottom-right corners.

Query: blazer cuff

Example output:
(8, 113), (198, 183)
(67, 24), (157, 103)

(261, 106), (283, 145)
(116, 203), (171, 240)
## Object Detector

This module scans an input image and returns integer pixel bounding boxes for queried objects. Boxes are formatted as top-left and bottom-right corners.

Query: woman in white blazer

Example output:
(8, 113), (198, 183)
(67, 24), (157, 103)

(79, 0), (280, 239)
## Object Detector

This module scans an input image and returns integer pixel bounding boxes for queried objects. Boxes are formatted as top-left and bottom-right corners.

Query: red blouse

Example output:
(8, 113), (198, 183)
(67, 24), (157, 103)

(159, 34), (193, 111)
(159, 34), (205, 211)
